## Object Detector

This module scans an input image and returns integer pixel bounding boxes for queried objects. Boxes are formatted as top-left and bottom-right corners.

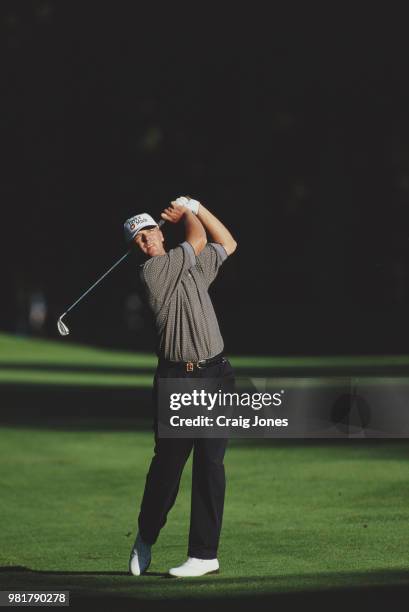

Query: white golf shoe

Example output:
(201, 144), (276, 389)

(168, 557), (219, 577)
(129, 533), (151, 576)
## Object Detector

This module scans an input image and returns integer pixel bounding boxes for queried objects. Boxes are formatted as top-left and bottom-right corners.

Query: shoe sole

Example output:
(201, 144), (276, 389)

(168, 569), (219, 578)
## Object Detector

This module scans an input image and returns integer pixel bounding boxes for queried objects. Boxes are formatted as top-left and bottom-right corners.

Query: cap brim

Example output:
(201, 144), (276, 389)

(129, 222), (159, 241)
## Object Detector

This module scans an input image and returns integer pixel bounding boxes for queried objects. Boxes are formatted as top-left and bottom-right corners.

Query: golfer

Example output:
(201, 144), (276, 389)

(124, 197), (237, 577)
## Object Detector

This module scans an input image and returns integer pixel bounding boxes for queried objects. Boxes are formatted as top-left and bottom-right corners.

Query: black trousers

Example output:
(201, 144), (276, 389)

(137, 357), (235, 559)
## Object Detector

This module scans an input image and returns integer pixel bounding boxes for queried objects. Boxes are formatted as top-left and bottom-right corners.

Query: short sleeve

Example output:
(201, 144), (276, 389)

(196, 242), (228, 287)
(140, 241), (196, 303)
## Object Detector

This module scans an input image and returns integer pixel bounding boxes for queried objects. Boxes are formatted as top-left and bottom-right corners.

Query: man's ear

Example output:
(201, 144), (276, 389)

(158, 229), (164, 242)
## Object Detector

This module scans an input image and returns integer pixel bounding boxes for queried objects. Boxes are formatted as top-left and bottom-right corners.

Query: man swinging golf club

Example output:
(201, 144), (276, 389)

(125, 196), (237, 577)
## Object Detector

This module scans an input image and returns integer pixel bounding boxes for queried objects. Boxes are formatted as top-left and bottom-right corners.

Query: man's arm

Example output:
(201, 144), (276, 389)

(141, 203), (206, 304)
(196, 202), (237, 256)
(161, 203), (207, 255)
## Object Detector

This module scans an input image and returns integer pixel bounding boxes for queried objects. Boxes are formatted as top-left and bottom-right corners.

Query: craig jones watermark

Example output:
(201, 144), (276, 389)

(169, 414), (288, 428)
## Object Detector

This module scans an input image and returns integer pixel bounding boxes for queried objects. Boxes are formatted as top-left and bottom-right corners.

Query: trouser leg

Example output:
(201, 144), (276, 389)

(138, 435), (193, 545)
(188, 437), (228, 559)
(187, 359), (235, 558)
(138, 367), (194, 544)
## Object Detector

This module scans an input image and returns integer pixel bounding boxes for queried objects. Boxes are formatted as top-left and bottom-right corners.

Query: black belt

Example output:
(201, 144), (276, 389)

(158, 351), (226, 372)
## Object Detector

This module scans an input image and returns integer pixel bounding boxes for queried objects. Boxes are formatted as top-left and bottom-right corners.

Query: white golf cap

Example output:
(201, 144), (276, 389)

(124, 213), (158, 242)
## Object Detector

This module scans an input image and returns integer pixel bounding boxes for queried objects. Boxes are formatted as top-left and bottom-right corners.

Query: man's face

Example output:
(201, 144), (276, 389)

(133, 226), (165, 257)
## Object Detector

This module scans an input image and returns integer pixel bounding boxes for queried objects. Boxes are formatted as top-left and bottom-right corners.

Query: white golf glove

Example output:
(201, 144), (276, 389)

(174, 196), (200, 215)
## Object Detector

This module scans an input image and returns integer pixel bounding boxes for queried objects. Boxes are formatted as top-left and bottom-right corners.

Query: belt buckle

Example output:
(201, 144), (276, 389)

(186, 361), (194, 372)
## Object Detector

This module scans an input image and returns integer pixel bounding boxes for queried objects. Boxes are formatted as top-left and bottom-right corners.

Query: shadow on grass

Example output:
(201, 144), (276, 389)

(1, 566), (409, 611)
(0, 363), (155, 374)
(4, 362), (409, 377)
(0, 566), (167, 577)
(2, 384), (409, 457)
(0, 384), (153, 429)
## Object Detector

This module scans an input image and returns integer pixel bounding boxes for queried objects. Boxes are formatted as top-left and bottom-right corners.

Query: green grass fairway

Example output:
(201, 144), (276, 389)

(2, 332), (409, 387)
(1, 427), (409, 608)
(1, 333), (409, 608)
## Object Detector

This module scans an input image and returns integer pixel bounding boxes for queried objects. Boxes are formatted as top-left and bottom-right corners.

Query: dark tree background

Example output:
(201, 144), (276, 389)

(2, 2), (409, 355)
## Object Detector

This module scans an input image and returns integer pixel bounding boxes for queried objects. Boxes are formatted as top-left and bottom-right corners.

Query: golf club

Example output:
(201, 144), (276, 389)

(57, 218), (165, 336)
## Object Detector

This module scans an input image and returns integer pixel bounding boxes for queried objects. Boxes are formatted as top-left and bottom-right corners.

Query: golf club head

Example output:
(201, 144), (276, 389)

(57, 316), (70, 336)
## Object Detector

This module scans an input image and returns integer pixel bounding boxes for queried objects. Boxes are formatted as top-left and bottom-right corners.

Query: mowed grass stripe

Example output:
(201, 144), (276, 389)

(1, 369), (409, 389)
(2, 333), (409, 370)
(0, 333), (156, 368)
(0, 370), (153, 387)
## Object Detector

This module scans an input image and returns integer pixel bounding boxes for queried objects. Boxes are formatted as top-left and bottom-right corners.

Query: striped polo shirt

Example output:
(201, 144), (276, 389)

(138, 241), (228, 362)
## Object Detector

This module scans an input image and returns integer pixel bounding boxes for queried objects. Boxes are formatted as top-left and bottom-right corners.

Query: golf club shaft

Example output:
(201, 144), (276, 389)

(63, 218), (166, 317)
(64, 250), (130, 316)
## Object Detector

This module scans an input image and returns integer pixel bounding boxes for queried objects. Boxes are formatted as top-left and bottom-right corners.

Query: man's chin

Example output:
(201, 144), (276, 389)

(146, 246), (160, 257)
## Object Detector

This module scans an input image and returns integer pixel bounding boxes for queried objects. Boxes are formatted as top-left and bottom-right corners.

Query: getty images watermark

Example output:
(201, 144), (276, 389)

(168, 388), (287, 429)
(157, 377), (409, 438)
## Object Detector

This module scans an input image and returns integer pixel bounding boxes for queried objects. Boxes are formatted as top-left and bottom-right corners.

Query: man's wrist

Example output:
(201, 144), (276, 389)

(186, 199), (200, 215)
(175, 196), (200, 216)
